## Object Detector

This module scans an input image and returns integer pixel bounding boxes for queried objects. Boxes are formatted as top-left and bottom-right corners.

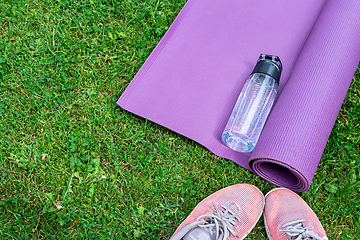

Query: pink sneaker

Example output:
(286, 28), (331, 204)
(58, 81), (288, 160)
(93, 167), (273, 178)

(264, 188), (328, 240)
(169, 184), (265, 240)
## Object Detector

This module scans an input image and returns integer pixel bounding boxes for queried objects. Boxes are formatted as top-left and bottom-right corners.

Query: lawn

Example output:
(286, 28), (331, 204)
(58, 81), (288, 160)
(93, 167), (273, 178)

(0, 0), (359, 239)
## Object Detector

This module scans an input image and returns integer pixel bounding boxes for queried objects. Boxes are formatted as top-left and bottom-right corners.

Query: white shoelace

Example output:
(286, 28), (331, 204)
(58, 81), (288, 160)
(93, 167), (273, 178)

(196, 202), (241, 240)
(279, 220), (323, 240)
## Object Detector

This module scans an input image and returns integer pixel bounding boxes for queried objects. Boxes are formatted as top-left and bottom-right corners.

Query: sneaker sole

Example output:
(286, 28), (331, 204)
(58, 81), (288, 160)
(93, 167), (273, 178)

(264, 212), (273, 240)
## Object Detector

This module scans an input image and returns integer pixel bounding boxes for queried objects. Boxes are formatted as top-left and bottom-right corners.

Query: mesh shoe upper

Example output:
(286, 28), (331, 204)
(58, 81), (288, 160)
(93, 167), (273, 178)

(170, 184), (265, 240)
(264, 188), (328, 240)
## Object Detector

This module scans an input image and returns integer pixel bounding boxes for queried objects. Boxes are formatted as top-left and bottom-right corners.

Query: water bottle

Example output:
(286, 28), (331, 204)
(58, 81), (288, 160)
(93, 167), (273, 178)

(222, 54), (282, 153)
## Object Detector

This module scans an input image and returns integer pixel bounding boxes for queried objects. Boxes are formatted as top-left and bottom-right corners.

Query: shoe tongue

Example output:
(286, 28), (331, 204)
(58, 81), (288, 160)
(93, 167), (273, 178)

(183, 227), (217, 240)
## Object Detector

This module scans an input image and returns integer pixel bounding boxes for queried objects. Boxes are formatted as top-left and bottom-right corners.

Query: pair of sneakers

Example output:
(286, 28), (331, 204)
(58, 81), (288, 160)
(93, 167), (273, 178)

(170, 184), (328, 240)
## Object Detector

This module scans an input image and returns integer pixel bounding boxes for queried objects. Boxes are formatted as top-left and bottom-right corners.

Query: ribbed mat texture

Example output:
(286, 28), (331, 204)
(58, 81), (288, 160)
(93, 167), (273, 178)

(118, 0), (360, 192)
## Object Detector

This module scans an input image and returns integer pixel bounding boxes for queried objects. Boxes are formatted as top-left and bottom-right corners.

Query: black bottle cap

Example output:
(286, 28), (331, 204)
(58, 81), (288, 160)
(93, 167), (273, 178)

(251, 54), (282, 84)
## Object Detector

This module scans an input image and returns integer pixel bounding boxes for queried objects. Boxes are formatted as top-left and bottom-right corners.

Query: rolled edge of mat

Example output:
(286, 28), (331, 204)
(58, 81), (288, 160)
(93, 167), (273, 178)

(249, 0), (360, 192)
(249, 158), (308, 192)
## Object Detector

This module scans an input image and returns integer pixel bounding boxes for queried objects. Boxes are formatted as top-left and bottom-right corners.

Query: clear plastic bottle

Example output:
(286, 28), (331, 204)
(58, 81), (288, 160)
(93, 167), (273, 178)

(222, 54), (282, 152)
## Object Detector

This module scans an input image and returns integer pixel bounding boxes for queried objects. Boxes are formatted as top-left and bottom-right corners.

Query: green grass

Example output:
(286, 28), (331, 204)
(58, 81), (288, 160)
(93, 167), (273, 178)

(0, 0), (359, 239)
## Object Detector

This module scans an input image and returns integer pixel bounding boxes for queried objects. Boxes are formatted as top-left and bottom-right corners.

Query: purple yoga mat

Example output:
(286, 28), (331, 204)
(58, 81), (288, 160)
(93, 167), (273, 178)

(249, 0), (360, 191)
(118, 0), (360, 192)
